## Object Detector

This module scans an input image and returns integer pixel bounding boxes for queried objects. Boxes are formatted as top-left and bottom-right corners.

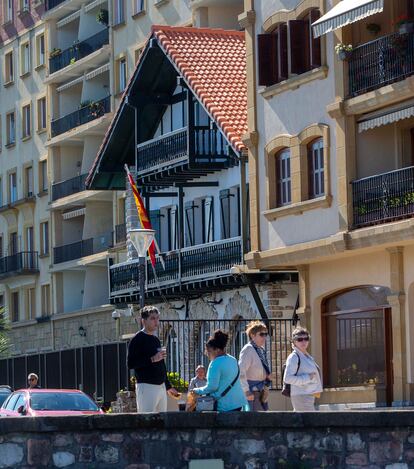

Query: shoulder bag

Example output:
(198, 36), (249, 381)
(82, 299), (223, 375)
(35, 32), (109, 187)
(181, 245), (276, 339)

(196, 366), (240, 411)
(281, 351), (300, 397)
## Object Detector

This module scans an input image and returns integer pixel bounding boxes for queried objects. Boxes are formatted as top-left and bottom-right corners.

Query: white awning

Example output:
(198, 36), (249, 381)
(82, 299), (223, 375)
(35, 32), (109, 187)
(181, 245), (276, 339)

(312, 0), (384, 38)
(62, 208), (86, 220)
(85, 62), (110, 80)
(57, 75), (84, 92)
(358, 100), (414, 132)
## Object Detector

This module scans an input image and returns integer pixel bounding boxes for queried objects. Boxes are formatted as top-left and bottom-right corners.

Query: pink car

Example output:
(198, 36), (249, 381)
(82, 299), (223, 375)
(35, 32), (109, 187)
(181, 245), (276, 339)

(0, 389), (104, 417)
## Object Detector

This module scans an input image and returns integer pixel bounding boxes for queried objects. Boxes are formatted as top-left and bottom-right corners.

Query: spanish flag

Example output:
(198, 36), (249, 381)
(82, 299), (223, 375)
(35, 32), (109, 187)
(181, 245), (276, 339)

(124, 165), (156, 267)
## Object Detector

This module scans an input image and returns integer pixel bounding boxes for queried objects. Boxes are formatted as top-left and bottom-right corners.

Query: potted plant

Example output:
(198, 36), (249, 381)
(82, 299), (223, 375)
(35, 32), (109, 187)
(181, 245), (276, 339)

(366, 23), (381, 35)
(96, 9), (108, 26)
(394, 14), (414, 34)
(89, 101), (105, 117)
(49, 47), (61, 59)
(335, 43), (353, 60)
(79, 100), (92, 109)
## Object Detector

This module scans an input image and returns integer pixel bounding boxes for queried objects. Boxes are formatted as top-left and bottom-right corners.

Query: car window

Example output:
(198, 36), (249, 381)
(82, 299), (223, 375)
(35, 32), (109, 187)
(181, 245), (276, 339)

(0, 391), (11, 407)
(5, 393), (20, 410)
(13, 393), (26, 411)
(30, 392), (99, 411)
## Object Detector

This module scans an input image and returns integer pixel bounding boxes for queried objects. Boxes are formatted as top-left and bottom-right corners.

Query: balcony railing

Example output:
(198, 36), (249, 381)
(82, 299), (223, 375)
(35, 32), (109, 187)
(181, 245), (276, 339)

(51, 174), (87, 201)
(348, 30), (414, 97)
(51, 96), (110, 138)
(0, 251), (39, 277)
(136, 125), (232, 179)
(352, 166), (414, 228)
(114, 223), (127, 244)
(158, 318), (295, 390)
(109, 237), (243, 299)
(54, 231), (113, 264)
(49, 29), (109, 74)
(45, 0), (65, 10)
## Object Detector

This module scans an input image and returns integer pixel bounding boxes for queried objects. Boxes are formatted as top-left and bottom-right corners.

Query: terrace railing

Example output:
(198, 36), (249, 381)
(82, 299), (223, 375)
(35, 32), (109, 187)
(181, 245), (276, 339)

(0, 251), (39, 277)
(49, 29), (109, 74)
(348, 30), (414, 97)
(54, 231), (113, 264)
(352, 166), (414, 228)
(51, 174), (87, 201)
(51, 95), (110, 138)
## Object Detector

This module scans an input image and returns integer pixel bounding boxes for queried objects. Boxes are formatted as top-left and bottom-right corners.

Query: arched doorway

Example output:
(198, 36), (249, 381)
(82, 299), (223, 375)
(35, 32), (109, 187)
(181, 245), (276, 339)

(322, 286), (393, 406)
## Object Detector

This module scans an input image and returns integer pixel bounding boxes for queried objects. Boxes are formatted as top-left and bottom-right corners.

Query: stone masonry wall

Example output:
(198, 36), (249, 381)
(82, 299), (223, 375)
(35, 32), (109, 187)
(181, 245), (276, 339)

(1, 412), (414, 468)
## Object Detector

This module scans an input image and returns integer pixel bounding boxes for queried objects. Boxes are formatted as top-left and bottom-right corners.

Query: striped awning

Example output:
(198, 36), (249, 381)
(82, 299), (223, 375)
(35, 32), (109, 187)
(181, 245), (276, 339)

(62, 208), (86, 220)
(358, 100), (414, 132)
(85, 62), (110, 80)
(312, 0), (384, 38)
(57, 75), (83, 92)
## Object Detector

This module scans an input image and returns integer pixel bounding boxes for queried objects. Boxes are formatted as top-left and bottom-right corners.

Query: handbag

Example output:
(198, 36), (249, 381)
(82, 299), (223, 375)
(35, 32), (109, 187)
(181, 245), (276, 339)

(281, 352), (300, 397)
(196, 366), (240, 412)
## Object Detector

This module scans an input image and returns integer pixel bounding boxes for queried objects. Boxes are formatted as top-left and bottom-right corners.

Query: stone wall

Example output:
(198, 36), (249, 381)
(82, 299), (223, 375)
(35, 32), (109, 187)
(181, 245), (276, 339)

(1, 411), (414, 468)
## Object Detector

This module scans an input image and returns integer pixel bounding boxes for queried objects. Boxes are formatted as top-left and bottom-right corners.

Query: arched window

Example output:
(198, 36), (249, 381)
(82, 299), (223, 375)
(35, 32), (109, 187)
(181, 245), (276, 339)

(276, 148), (291, 206)
(308, 138), (324, 198)
(323, 286), (393, 400)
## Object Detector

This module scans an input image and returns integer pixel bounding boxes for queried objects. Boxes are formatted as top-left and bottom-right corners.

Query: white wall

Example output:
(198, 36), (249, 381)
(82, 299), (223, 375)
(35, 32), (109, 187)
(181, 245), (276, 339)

(63, 270), (85, 312)
(82, 266), (109, 308)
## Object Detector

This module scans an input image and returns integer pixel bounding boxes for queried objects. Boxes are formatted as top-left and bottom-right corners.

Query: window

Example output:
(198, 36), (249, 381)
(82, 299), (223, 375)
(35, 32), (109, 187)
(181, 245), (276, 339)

(41, 284), (51, 316)
(9, 172), (17, 203)
(220, 188), (240, 239)
(9, 232), (17, 255)
(154, 85), (187, 137)
(25, 166), (33, 197)
(5, 0), (13, 22)
(276, 149), (291, 206)
(6, 112), (15, 145)
(36, 34), (45, 67)
(26, 226), (34, 251)
(0, 235), (3, 258)
(39, 160), (48, 193)
(11, 291), (19, 322)
(0, 178), (3, 206)
(257, 10), (321, 87)
(22, 104), (31, 138)
(114, 0), (124, 25)
(37, 97), (47, 131)
(40, 221), (49, 256)
(161, 205), (178, 252)
(117, 57), (127, 93)
(20, 42), (30, 75)
(5, 51), (14, 84)
(133, 0), (144, 15)
(20, 0), (29, 12)
(308, 138), (324, 198)
(26, 287), (36, 320)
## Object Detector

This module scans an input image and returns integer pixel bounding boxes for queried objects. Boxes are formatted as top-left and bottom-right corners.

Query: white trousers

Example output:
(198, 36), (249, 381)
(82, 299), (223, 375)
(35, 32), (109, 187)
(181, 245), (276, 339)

(136, 383), (167, 413)
(291, 394), (316, 411)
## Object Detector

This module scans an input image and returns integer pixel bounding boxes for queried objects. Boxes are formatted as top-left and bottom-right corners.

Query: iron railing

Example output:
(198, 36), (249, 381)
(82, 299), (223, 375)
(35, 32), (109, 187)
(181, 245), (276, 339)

(49, 29), (109, 74)
(0, 251), (39, 276)
(109, 237), (243, 297)
(45, 0), (66, 9)
(114, 223), (127, 244)
(51, 95), (110, 138)
(352, 166), (414, 228)
(54, 232), (113, 264)
(158, 318), (295, 390)
(348, 30), (414, 97)
(51, 174), (87, 201)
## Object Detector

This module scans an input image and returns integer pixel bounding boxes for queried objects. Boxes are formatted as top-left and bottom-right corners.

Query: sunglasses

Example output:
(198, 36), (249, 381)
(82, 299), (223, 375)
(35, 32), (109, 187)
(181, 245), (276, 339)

(295, 337), (309, 342)
(258, 332), (268, 337)
(29, 378), (36, 381)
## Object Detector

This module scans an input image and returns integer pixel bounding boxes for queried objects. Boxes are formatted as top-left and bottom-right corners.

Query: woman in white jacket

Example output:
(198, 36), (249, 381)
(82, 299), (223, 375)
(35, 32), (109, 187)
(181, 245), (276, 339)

(239, 321), (271, 411)
(284, 326), (322, 411)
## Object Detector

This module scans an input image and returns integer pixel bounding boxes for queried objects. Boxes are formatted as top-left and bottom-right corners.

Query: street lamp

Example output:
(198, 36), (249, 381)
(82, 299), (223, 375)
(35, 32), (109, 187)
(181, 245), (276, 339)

(128, 228), (155, 309)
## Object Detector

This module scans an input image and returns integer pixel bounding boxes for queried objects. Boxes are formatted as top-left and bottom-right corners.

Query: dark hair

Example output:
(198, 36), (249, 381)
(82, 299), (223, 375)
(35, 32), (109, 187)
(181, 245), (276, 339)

(140, 305), (160, 320)
(206, 329), (228, 350)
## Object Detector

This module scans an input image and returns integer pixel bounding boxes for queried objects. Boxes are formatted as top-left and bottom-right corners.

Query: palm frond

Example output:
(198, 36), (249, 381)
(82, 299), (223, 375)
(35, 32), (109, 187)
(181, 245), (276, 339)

(0, 307), (10, 356)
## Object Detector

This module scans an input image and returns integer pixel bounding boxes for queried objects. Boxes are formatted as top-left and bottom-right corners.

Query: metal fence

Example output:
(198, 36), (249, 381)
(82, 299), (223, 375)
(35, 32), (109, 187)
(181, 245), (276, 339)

(352, 165), (414, 228)
(54, 231), (113, 264)
(0, 251), (39, 276)
(158, 318), (295, 390)
(348, 30), (414, 97)
(51, 174), (87, 201)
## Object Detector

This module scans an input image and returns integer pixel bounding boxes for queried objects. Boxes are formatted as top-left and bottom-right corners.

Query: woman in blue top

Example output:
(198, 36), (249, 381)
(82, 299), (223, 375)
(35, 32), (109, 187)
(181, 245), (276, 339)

(192, 330), (247, 412)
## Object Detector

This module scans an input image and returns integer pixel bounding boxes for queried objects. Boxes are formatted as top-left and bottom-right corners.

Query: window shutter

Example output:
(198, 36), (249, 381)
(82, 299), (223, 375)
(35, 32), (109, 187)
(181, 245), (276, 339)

(308, 145), (314, 199)
(310, 10), (322, 68)
(184, 201), (195, 247)
(219, 189), (231, 239)
(257, 34), (277, 87)
(279, 24), (288, 80)
(289, 20), (307, 75)
(229, 187), (241, 238)
(149, 210), (162, 250)
(113, 0), (119, 23)
(202, 196), (214, 243)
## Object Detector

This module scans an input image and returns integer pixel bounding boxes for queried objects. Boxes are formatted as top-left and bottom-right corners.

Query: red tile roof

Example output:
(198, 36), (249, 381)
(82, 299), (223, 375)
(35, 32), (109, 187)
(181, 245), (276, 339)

(153, 25), (247, 153)
(87, 25), (247, 188)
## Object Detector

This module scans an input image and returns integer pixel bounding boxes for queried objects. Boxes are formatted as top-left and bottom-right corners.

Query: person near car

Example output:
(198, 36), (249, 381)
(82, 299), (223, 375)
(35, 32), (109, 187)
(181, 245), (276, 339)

(188, 365), (207, 391)
(192, 329), (247, 412)
(283, 327), (323, 411)
(27, 373), (41, 389)
(127, 305), (179, 412)
(239, 320), (271, 411)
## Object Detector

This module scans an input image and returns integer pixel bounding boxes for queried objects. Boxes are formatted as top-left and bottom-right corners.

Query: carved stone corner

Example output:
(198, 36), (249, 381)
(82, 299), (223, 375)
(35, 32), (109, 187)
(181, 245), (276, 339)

(326, 100), (345, 119)
(238, 9), (256, 29)
(241, 131), (259, 150)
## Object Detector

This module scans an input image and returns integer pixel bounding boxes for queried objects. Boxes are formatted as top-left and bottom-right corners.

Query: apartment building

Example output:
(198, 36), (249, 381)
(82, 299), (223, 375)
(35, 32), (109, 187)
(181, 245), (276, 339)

(245, 0), (414, 407)
(0, 1), (52, 357)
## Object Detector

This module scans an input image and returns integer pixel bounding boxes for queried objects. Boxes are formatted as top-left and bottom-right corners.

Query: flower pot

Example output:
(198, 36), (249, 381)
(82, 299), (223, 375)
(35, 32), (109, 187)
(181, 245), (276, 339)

(338, 50), (350, 61)
(399, 23), (414, 34)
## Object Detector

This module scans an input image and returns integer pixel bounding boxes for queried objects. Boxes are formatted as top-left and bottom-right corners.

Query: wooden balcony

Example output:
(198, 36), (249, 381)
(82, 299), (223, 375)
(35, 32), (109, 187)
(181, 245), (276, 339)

(0, 252), (39, 279)
(348, 30), (414, 98)
(352, 166), (414, 228)
(109, 237), (244, 304)
(135, 125), (237, 186)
